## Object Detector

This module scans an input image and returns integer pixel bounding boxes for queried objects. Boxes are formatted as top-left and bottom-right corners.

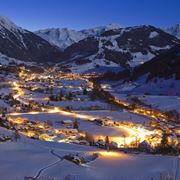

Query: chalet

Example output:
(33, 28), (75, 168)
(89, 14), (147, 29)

(94, 119), (104, 126)
(61, 120), (73, 126)
(109, 141), (118, 149)
(138, 140), (152, 152)
(104, 119), (114, 126)
(61, 128), (78, 135)
(57, 133), (66, 139)
(95, 139), (106, 147)
(79, 140), (89, 145)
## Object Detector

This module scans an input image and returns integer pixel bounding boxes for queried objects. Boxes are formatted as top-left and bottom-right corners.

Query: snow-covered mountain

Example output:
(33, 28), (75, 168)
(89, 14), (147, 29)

(59, 25), (180, 73)
(132, 46), (180, 80)
(0, 16), (62, 63)
(164, 24), (180, 39)
(99, 46), (180, 96)
(127, 46), (180, 95)
(0, 15), (180, 73)
(34, 24), (120, 50)
(0, 16), (26, 34)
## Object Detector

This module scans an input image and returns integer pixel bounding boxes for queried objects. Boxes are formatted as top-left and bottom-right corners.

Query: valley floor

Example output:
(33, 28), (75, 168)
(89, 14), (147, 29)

(0, 70), (179, 180)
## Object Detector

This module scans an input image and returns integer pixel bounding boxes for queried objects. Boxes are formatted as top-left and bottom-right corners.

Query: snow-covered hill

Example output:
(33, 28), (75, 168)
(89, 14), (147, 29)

(103, 46), (180, 96)
(164, 24), (180, 39)
(35, 24), (121, 50)
(59, 25), (180, 73)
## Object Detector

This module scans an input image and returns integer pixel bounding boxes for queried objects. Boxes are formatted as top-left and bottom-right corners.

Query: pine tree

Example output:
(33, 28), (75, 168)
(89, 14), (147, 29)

(83, 88), (88, 95)
(105, 136), (110, 150)
(73, 120), (79, 130)
(105, 136), (109, 144)
(13, 130), (20, 142)
(161, 132), (168, 149)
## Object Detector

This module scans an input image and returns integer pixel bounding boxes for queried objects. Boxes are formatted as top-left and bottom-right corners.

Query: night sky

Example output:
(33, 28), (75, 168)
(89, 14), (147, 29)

(0, 0), (179, 31)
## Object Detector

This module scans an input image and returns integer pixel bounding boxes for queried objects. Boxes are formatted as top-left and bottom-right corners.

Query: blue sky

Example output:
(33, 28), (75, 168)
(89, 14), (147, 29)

(0, 0), (179, 30)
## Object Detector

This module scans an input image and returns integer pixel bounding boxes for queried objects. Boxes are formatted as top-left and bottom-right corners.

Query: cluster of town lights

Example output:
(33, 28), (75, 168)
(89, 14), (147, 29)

(8, 72), (171, 150)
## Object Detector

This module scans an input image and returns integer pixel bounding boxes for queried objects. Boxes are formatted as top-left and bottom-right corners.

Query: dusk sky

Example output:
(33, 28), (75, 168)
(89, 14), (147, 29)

(0, 0), (179, 31)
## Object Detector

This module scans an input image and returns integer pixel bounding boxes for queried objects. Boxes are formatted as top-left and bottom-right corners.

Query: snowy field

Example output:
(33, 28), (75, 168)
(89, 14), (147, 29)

(9, 110), (151, 124)
(21, 82), (111, 110)
(30, 92), (111, 110)
(0, 87), (13, 95)
(9, 110), (152, 132)
(137, 95), (180, 113)
(8, 111), (154, 148)
(112, 93), (180, 113)
(0, 127), (179, 180)
(105, 77), (180, 96)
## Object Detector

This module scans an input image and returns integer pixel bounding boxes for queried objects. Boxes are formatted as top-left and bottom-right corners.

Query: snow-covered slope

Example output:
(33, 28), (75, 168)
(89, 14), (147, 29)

(0, 16), (26, 34)
(58, 25), (180, 73)
(164, 24), (180, 39)
(106, 46), (180, 96)
(0, 16), (62, 63)
(132, 46), (180, 81)
(81, 23), (120, 36)
(35, 28), (86, 50)
(1, 15), (180, 71)
(0, 136), (178, 180)
(35, 24), (121, 50)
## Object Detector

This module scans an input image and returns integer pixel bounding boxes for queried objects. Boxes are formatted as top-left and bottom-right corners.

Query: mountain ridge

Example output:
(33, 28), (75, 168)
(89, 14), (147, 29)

(164, 24), (180, 39)
(0, 15), (180, 73)
(0, 16), (63, 63)
(34, 23), (121, 50)
(57, 25), (180, 73)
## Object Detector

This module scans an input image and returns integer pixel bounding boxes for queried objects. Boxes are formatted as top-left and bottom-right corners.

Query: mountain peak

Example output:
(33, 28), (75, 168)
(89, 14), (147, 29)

(106, 23), (121, 29)
(0, 15), (24, 33)
(0, 15), (63, 63)
(35, 23), (122, 49)
(164, 23), (180, 39)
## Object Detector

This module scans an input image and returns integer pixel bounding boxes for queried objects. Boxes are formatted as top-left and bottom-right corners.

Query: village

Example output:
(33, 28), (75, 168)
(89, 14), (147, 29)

(0, 66), (179, 156)
(0, 2), (180, 179)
